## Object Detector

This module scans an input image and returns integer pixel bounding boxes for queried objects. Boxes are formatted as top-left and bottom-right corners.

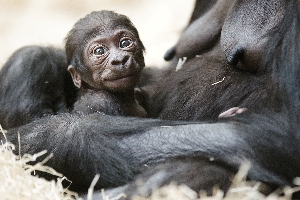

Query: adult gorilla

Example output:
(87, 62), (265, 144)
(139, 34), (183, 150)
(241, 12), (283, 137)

(142, 0), (286, 121)
(2, 0), (300, 198)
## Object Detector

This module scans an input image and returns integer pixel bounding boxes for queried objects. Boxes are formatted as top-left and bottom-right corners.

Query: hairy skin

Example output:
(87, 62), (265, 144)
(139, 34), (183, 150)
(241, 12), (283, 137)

(164, 0), (234, 61)
(4, 110), (298, 193)
(66, 11), (147, 117)
(176, 0), (235, 59)
(0, 46), (77, 129)
(101, 1), (300, 198)
(221, 0), (289, 71)
(1, 0), (300, 199)
(143, 0), (289, 121)
(72, 89), (147, 117)
(144, 43), (280, 121)
(0, 11), (150, 128)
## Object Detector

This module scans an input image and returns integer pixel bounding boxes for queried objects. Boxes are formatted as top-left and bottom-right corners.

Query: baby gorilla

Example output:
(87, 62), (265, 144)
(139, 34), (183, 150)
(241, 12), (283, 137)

(65, 11), (147, 117)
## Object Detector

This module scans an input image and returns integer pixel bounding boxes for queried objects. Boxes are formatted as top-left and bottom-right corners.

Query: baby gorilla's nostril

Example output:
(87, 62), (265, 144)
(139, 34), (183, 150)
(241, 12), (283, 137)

(111, 52), (130, 67)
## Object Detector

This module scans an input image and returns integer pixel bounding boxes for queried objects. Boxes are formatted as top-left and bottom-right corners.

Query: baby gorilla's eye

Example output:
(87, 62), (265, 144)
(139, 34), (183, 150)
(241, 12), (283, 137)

(93, 47), (107, 55)
(120, 39), (133, 48)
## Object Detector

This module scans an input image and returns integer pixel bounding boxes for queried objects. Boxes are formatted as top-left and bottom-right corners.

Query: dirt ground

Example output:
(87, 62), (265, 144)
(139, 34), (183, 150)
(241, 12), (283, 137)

(0, 0), (194, 68)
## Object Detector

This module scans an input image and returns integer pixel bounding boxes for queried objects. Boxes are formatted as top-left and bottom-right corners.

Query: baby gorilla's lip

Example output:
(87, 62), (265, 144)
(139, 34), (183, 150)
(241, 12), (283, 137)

(102, 72), (140, 90)
(106, 73), (138, 81)
(106, 74), (137, 85)
(102, 67), (141, 81)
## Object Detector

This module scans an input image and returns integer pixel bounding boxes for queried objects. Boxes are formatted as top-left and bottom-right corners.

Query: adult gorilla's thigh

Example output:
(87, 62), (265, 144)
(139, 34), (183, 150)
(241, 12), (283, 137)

(0, 46), (76, 129)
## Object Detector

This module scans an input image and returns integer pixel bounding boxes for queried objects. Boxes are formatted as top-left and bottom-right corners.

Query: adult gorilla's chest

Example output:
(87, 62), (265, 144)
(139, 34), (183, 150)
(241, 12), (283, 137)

(146, 46), (273, 121)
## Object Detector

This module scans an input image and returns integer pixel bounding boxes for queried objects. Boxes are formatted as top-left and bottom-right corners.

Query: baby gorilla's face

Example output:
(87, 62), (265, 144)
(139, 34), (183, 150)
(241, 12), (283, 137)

(82, 28), (145, 92)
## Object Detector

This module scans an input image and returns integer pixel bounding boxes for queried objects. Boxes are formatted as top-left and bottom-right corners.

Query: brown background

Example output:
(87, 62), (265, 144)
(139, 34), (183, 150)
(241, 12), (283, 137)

(0, 0), (194, 68)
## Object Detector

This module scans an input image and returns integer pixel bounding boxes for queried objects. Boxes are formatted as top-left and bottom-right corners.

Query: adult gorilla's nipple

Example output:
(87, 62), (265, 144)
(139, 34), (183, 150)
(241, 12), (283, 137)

(226, 45), (244, 66)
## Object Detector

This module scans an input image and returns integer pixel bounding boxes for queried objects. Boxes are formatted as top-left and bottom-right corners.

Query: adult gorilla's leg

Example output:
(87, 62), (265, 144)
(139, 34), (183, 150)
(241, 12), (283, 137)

(0, 46), (77, 129)
(3, 111), (298, 193)
(97, 157), (235, 199)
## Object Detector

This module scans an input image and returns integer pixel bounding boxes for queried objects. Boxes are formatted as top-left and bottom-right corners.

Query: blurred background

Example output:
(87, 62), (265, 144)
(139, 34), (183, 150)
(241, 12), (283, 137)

(0, 0), (194, 67)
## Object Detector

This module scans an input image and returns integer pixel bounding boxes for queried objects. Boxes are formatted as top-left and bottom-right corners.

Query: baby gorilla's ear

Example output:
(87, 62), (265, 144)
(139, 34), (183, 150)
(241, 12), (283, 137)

(68, 65), (82, 88)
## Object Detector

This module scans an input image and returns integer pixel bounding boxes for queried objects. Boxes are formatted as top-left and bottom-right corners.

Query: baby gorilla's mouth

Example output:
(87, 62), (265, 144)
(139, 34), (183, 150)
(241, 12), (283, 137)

(103, 72), (140, 91)
(108, 74), (137, 85)
(101, 66), (142, 81)
(108, 73), (138, 81)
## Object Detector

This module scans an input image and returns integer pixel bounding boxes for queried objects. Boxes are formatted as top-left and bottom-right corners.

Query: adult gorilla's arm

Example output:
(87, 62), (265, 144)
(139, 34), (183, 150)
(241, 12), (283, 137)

(122, 112), (297, 187)
(3, 113), (188, 191)
(3, 111), (297, 191)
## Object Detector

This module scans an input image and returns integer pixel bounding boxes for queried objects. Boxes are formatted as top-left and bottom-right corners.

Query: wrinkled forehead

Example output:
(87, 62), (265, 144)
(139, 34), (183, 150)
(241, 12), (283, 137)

(80, 13), (133, 37)
(83, 24), (131, 44)
(92, 23), (129, 35)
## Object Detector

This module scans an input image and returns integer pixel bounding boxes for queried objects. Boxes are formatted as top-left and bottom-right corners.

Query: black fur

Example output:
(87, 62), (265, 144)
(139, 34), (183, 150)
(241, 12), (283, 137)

(0, 46), (77, 129)
(100, 1), (300, 197)
(145, 47), (281, 121)
(1, 0), (300, 198)
(65, 10), (145, 72)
